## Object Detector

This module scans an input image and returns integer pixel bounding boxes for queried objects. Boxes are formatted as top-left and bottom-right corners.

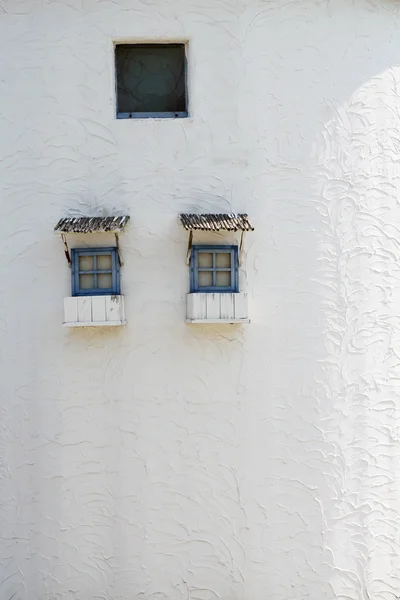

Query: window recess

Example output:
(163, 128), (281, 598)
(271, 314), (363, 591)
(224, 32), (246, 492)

(115, 43), (188, 119)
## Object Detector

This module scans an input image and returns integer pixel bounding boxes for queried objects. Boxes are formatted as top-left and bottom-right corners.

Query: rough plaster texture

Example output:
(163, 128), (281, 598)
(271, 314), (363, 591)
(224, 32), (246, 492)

(1, 0), (400, 598)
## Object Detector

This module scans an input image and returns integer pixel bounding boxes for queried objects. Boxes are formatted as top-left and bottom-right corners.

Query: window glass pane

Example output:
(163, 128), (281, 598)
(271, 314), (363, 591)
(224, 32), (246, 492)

(97, 254), (112, 270)
(79, 274), (95, 289)
(79, 255), (94, 271)
(116, 44), (186, 113)
(216, 252), (231, 268)
(198, 271), (213, 287)
(198, 252), (213, 268)
(216, 271), (231, 287)
(98, 273), (113, 289)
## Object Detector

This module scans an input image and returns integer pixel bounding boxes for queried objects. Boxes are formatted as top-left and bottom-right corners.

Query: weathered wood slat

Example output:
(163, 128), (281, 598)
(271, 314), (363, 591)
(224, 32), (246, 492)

(206, 294), (221, 319)
(105, 295), (124, 322)
(55, 216), (130, 233)
(64, 297), (78, 323)
(179, 214), (254, 232)
(77, 297), (92, 322)
(92, 296), (106, 322)
(220, 293), (234, 319)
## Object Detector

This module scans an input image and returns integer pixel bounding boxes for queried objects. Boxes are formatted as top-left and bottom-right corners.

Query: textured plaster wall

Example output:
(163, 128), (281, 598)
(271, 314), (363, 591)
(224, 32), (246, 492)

(1, 0), (400, 598)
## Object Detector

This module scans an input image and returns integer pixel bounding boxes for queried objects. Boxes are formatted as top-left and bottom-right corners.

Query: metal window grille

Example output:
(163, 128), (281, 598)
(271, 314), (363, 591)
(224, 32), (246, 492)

(71, 248), (120, 297)
(190, 246), (239, 293)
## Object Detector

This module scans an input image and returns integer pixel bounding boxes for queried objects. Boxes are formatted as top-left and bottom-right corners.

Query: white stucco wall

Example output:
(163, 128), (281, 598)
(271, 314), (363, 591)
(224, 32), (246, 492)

(1, 0), (400, 598)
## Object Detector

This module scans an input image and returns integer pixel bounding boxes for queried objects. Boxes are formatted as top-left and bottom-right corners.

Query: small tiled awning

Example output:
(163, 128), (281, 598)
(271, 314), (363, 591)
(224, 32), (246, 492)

(179, 213), (254, 232)
(54, 216), (130, 234)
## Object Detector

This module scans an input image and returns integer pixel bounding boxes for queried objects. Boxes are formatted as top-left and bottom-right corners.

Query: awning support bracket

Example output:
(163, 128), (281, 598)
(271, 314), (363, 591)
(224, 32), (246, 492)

(115, 233), (124, 267)
(186, 229), (245, 265)
(61, 234), (71, 267)
(186, 230), (193, 265)
(239, 231), (246, 266)
(59, 232), (124, 267)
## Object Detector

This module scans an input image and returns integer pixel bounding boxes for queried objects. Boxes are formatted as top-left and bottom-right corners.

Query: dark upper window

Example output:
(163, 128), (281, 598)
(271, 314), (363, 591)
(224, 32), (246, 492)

(190, 246), (239, 293)
(115, 43), (187, 118)
(71, 248), (120, 296)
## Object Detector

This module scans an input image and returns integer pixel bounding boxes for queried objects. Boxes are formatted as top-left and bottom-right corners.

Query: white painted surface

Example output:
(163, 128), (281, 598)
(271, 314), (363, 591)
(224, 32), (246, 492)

(187, 292), (249, 323)
(1, 1), (400, 598)
(63, 295), (126, 327)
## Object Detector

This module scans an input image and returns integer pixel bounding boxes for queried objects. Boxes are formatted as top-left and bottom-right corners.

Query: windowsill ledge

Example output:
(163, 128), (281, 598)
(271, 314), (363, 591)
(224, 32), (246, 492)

(117, 111), (188, 119)
(63, 295), (126, 327)
(186, 318), (250, 324)
(186, 292), (249, 324)
(63, 320), (126, 328)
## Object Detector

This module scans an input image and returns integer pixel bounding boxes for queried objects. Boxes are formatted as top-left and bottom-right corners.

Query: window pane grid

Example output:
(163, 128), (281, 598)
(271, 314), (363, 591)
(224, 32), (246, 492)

(72, 248), (120, 296)
(191, 246), (238, 293)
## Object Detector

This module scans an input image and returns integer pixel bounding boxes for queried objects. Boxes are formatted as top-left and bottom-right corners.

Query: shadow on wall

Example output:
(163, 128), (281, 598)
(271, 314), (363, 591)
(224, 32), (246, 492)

(310, 31), (400, 600)
(237, 1), (400, 598)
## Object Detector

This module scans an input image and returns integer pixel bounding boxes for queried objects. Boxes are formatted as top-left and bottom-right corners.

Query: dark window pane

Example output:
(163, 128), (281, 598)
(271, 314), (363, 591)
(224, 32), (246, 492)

(116, 44), (186, 113)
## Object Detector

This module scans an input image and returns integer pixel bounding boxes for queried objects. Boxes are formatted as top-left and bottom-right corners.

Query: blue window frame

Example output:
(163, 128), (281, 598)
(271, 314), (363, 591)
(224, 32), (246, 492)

(190, 245), (239, 293)
(71, 248), (120, 296)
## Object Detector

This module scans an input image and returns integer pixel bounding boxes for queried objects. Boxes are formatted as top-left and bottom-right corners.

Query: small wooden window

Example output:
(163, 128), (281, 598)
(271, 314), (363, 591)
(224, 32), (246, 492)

(115, 43), (188, 119)
(71, 248), (120, 296)
(190, 246), (239, 293)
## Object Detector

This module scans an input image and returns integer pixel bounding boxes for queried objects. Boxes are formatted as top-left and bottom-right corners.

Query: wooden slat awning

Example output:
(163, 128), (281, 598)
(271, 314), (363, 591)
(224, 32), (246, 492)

(179, 213), (254, 232)
(55, 216), (130, 234)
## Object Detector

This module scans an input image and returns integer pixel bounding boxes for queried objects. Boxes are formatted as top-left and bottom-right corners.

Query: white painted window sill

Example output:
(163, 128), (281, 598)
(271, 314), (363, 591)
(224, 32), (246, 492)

(63, 320), (126, 328)
(63, 295), (126, 327)
(186, 293), (249, 324)
(186, 318), (250, 324)
(117, 111), (188, 119)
